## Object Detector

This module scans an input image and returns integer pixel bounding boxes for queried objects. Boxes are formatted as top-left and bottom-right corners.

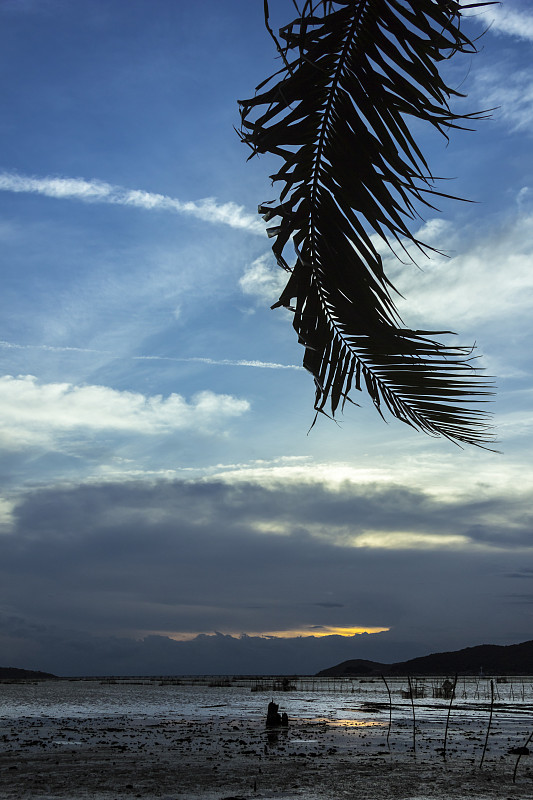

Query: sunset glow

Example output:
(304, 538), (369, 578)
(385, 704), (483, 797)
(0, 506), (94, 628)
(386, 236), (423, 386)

(155, 626), (390, 642)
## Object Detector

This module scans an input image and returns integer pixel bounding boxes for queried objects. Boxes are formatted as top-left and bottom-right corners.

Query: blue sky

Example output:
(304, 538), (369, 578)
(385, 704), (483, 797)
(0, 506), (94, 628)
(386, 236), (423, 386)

(1, 0), (533, 676)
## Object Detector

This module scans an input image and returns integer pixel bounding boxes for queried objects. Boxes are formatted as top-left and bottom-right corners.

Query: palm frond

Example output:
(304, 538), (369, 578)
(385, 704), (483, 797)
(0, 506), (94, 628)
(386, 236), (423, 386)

(239, 0), (496, 448)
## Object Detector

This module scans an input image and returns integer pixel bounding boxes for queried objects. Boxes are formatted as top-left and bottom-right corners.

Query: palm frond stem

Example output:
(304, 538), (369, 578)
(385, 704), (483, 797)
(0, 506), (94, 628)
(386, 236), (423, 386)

(239, 0), (496, 448)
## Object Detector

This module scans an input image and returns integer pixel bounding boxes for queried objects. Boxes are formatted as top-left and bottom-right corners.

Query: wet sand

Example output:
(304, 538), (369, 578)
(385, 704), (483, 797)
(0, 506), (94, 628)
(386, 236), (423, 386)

(1, 711), (533, 800)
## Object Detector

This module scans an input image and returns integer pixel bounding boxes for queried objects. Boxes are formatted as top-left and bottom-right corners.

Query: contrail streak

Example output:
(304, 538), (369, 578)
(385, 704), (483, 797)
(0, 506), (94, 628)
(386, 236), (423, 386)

(0, 341), (303, 371)
(0, 172), (266, 235)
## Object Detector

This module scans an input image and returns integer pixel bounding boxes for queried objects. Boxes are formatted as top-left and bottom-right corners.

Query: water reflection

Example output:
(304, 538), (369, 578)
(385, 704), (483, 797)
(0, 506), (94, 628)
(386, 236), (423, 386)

(303, 716), (384, 728)
(265, 727), (289, 746)
(328, 719), (383, 728)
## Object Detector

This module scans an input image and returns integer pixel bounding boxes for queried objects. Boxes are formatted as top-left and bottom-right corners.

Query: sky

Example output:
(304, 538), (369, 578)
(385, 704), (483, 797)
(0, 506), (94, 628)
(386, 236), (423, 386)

(1, 0), (533, 677)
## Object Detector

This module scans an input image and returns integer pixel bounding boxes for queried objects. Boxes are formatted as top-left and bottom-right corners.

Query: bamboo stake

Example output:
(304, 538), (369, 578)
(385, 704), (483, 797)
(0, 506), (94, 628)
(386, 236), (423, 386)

(512, 729), (533, 784)
(442, 674), (458, 761)
(381, 674), (392, 748)
(407, 675), (416, 754)
(479, 679), (494, 769)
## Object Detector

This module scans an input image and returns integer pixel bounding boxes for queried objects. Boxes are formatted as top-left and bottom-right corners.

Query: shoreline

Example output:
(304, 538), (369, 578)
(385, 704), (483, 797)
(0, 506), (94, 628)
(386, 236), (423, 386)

(1, 713), (533, 799)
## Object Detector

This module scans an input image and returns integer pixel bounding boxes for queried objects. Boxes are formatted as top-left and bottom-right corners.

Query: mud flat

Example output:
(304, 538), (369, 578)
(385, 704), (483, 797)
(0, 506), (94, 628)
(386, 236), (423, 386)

(1, 711), (533, 800)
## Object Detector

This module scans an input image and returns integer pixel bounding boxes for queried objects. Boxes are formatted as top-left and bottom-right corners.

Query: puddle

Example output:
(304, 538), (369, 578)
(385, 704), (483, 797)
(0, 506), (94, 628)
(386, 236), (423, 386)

(328, 719), (383, 728)
(53, 740), (84, 746)
(304, 716), (384, 728)
(290, 739), (319, 743)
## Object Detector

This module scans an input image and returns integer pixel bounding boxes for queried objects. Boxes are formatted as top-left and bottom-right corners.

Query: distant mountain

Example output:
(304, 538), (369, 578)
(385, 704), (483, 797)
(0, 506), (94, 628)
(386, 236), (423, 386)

(0, 666), (59, 680)
(317, 640), (533, 677)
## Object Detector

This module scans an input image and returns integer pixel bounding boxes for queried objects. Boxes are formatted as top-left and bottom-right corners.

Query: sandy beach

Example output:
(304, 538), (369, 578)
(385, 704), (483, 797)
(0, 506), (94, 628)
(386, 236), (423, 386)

(1, 709), (533, 800)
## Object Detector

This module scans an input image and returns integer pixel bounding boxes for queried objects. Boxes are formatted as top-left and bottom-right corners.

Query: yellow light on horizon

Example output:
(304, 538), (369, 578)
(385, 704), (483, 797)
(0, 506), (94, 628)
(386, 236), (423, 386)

(307, 625), (389, 638)
(144, 625), (389, 642)
(261, 625), (389, 639)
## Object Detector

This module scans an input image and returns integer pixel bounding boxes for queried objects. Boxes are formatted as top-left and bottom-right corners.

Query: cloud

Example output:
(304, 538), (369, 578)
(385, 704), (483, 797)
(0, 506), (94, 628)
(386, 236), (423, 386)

(0, 341), (303, 372)
(386, 212), (533, 333)
(474, 68), (533, 133)
(2, 474), (533, 673)
(0, 498), (15, 531)
(0, 615), (417, 677)
(0, 341), (110, 356)
(0, 172), (266, 235)
(239, 254), (288, 304)
(0, 375), (249, 449)
(466, 3), (533, 42)
(202, 455), (527, 506)
(132, 354), (303, 371)
(159, 624), (391, 641)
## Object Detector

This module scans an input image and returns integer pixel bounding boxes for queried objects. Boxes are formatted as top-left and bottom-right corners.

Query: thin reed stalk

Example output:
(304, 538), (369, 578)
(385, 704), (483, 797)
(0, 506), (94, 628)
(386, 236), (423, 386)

(512, 729), (533, 783)
(381, 674), (392, 748)
(479, 679), (494, 769)
(407, 675), (416, 754)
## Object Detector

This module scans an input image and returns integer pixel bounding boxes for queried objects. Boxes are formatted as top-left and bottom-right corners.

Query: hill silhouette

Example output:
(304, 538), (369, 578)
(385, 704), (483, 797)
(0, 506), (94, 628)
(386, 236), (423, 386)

(0, 666), (58, 680)
(317, 640), (533, 677)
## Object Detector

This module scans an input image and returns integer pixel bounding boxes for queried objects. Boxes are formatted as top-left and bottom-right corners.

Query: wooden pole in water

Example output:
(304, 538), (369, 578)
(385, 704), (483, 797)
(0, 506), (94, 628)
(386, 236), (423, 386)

(407, 676), (416, 754)
(381, 674), (392, 748)
(512, 729), (533, 783)
(442, 674), (458, 761)
(479, 679), (494, 769)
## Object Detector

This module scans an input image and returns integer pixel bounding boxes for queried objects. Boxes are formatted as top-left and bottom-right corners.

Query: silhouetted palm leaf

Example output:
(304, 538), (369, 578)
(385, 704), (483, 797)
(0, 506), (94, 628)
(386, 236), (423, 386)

(239, 0), (496, 448)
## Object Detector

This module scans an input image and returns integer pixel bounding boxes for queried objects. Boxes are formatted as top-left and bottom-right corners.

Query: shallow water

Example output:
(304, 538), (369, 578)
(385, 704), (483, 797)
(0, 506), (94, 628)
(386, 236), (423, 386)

(1, 674), (532, 727)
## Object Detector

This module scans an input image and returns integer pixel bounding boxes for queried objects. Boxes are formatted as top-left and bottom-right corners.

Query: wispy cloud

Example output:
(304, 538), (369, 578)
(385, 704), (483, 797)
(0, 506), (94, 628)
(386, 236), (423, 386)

(239, 254), (288, 305)
(0, 172), (266, 235)
(0, 340), (302, 371)
(0, 375), (249, 450)
(474, 68), (533, 133)
(384, 212), (533, 332)
(133, 355), (303, 371)
(464, 2), (533, 42)
(0, 340), (109, 355)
